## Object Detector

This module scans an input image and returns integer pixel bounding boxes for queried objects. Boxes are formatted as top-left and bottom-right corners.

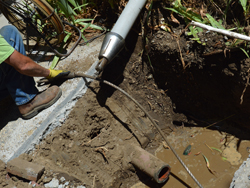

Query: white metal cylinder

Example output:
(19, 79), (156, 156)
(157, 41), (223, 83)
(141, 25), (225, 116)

(111, 0), (147, 39)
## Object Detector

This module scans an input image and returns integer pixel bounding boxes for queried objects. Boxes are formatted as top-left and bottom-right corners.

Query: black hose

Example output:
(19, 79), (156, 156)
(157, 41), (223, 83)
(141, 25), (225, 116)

(79, 27), (107, 46)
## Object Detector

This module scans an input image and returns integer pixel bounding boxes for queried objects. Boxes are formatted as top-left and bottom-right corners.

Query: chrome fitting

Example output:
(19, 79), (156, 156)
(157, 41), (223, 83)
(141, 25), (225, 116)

(98, 32), (125, 63)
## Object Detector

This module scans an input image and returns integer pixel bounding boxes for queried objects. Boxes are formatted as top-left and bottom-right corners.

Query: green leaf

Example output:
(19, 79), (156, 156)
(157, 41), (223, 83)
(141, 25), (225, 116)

(77, 22), (103, 30)
(191, 38), (200, 41)
(188, 26), (200, 38)
(240, 47), (250, 58)
(63, 31), (72, 43)
(57, 0), (76, 23)
(206, 14), (225, 30)
(108, 0), (114, 9)
(222, 157), (227, 161)
(166, 6), (204, 23)
(80, 22), (91, 32)
(50, 56), (60, 70)
(81, 34), (88, 42)
(210, 147), (222, 153)
(75, 18), (94, 23)
(80, 22), (91, 44)
(50, 31), (71, 70)
(196, 27), (203, 33)
(68, 0), (80, 11)
(73, 3), (89, 11)
(239, 0), (247, 12)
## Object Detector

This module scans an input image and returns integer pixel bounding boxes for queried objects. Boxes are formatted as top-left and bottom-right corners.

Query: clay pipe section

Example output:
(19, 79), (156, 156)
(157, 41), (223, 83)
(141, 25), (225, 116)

(126, 144), (171, 184)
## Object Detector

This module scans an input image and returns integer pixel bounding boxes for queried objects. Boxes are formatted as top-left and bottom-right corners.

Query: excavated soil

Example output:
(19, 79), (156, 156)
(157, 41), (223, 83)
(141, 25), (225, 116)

(1, 1), (250, 188)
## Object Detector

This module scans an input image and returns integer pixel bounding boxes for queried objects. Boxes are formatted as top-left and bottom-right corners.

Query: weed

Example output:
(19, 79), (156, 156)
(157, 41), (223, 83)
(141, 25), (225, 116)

(46, 0), (103, 69)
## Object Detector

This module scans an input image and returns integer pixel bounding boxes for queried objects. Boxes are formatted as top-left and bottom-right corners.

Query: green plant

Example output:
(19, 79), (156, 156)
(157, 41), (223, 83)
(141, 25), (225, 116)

(165, 0), (206, 44)
(206, 14), (225, 30)
(46, 0), (103, 39)
(239, 0), (248, 17)
(166, 0), (204, 23)
(45, 0), (103, 69)
(165, 0), (227, 45)
(57, 0), (77, 23)
(46, 0), (101, 30)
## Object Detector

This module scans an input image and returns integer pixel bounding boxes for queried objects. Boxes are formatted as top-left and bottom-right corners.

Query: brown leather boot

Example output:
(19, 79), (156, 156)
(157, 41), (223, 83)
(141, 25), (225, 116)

(18, 85), (62, 119)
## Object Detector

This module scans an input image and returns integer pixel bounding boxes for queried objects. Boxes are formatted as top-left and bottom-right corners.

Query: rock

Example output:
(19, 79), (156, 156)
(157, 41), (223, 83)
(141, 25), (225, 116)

(11, 176), (18, 181)
(64, 181), (69, 186)
(147, 74), (153, 80)
(6, 157), (45, 182)
(60, 176), (65, 182)
(222, 142), (242, 165)
(43, 177), (52, 183)
(44, 178), (59, 188)
(230, 155), (250, 188)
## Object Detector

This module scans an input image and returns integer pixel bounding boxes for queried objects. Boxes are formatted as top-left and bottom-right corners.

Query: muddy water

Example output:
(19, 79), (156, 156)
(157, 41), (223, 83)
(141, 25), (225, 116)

(132, 127), (250, 188)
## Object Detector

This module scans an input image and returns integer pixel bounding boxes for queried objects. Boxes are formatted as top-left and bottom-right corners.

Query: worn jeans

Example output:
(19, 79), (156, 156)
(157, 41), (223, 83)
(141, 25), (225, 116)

(0, 25), (38, 105)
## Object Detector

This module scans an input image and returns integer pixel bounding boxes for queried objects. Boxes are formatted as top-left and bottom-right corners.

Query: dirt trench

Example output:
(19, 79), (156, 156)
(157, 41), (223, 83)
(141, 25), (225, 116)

(21, 28), (250, 187)
(2, 1), (250, 187)
(13, 33), (176, 188)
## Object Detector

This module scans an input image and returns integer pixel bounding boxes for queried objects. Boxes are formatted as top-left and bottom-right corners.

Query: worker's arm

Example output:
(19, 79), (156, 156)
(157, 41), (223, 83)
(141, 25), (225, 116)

(5, 50), (50, 77)
(4, 50), (69, 79)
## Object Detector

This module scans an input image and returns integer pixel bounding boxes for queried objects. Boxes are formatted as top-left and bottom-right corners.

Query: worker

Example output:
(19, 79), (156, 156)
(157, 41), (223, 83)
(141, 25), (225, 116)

(0, 25), (69, 119)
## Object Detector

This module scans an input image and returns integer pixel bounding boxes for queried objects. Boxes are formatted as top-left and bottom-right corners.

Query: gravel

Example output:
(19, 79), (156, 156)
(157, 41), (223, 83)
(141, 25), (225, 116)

(230, 155), (250, 188)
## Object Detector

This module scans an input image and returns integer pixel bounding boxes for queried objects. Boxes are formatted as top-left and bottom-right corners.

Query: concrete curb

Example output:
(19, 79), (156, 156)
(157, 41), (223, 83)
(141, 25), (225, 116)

(8, 61), (99, 162)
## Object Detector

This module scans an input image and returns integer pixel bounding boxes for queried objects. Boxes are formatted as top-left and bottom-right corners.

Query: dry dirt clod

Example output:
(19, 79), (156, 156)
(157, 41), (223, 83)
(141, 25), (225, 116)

(222, 142), (242, 165)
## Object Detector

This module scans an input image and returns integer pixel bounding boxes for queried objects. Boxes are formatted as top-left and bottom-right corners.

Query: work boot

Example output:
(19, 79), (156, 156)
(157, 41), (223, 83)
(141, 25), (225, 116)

(18, 86), (62, 119)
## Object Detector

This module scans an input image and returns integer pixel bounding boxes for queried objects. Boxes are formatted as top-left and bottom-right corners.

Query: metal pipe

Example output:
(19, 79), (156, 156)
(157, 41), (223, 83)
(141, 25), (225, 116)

(126, 144), (171, 184)
(97, 0), (147, 71)
(111, 0), (147, 39)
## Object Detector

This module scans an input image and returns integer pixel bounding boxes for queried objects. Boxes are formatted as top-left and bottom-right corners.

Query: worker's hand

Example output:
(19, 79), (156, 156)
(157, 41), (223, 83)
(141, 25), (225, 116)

(46, 69), (70, 79)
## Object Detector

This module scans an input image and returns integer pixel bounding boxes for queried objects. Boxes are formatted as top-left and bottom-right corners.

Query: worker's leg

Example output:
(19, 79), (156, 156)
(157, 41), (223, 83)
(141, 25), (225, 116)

(0, 25), (62, 119)
(0, 25), (38, 105)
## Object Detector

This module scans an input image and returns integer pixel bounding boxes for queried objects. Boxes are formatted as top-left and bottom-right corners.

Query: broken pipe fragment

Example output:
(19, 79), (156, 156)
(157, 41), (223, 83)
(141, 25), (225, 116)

(125, 144), (171, 184)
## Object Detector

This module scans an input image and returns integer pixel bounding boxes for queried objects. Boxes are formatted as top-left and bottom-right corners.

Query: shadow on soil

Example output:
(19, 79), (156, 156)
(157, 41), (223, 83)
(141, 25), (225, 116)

(0, 96), (20, 130)
(148, 29), (250, 141)
(96, 28), (140, 107)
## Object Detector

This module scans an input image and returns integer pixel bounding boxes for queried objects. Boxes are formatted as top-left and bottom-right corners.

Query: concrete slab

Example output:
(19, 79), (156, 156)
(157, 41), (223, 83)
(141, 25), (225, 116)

(0, 12), (104, 163)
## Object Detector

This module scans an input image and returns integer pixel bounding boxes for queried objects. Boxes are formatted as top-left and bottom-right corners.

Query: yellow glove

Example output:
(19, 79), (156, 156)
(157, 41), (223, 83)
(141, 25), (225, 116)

(46, 69), (70, 79)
